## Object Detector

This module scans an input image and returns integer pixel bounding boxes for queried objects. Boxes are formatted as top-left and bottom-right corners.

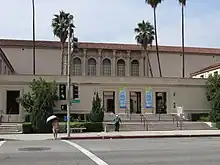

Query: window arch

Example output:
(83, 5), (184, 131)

(117, 59), (125, 76)
(88, 58), (96, 76)
(102, 58), (111, 76)
(72, 57), (82, 76)
(131, 60), (139, 76)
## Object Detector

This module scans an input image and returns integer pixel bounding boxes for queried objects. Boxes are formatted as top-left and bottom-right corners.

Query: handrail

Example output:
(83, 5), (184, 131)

(140, 114), (149, 131)
(171, 113), (185, 130)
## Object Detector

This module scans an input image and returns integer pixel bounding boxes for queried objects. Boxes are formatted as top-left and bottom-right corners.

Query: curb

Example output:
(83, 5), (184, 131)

(61, 134), (220, 140)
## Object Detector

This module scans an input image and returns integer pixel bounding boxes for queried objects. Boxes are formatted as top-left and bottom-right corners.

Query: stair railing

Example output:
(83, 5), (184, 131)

(140, 114), (149, 131)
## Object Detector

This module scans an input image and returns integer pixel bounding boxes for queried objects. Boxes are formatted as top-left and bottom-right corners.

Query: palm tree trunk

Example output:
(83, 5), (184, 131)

(181, 4), (185, 78)
(153, 8), (162, 77)
(60, 44), (64, 75)
(32, 0), (36, 75)
(145, 48), (153, 77)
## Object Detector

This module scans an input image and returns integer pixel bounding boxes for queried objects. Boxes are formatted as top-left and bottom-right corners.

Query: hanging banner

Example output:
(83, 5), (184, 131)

(119, 86), (126, 108)
(145, 87), (152, 108)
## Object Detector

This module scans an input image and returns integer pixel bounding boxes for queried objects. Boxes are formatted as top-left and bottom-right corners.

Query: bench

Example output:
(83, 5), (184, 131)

(70, 127), (86, 133)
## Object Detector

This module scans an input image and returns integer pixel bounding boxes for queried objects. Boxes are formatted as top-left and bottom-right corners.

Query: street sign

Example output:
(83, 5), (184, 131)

(72, 99), (80, 104)
(64, 116), (67, 122)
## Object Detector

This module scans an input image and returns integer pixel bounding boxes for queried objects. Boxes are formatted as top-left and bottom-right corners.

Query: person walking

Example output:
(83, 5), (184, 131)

(52, 119), (59, 139)
(113, 114), (122, 132)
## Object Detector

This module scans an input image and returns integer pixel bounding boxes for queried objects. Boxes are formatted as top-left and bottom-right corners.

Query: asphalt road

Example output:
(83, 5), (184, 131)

(0, 137), (220, 165)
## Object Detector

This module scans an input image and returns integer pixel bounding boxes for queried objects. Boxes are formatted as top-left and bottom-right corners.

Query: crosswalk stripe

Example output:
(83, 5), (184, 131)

(62, 140), (108, 165)
(0, 141), (6, 148)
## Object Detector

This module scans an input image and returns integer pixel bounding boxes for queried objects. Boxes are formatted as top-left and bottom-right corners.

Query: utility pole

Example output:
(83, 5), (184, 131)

(66, 16), (74, 137)
(32, 0), (36, 75)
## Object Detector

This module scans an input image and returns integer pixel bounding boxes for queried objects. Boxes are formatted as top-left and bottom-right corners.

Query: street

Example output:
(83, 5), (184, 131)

(0, 137), (220, 165)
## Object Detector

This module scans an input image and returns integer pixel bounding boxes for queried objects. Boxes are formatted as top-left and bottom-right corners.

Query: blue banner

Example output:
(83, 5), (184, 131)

(145, 87), (152, 108)
(119, 86), (126, 108)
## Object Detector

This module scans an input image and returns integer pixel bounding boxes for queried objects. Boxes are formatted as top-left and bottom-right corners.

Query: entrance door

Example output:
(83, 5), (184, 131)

(107, 99), (115, 113)
(130, 92), (141, 114)
(6, 90), (20, 114)
(103, 91), (115, 113)
(155, 92), (167, 114)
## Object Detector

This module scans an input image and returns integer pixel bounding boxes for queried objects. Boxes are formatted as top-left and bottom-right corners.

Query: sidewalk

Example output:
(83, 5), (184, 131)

(1, 130), (220, 141)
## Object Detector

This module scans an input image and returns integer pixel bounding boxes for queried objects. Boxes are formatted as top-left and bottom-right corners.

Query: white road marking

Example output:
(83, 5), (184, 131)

(62, 140), (108, 165)
(0, 141), (6, 148)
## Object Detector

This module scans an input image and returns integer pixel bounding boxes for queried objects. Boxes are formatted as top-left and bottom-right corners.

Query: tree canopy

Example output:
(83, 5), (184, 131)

(17, 78), (58, 132)
(205, 74), (220, 122)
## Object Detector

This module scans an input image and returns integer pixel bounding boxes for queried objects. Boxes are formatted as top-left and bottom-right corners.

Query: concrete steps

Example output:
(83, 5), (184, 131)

(0, 123), (22, 134)
(104, 121), (217, 132)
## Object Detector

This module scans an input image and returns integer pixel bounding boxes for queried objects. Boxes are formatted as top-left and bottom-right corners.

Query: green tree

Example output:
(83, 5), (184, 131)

(52, 10), (75, 75)
(134, 20), (155, 77)
(206, 74), (220, 122)
(17, 78), (58, 132)
(88, 92), (104, 122)
(178, 0), (186, 78)
(145, 0), (163, 77)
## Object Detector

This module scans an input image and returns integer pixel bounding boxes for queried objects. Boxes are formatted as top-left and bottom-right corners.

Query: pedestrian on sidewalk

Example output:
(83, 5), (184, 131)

(52, 119), (59, 139)
(113, 114), (122, 132)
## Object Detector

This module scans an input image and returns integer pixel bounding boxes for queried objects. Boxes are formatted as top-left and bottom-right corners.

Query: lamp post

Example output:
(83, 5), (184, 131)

(66, 15), (74, 137)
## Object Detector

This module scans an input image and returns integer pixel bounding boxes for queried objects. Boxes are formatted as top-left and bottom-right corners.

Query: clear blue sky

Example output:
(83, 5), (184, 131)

(0, 0), (219, 48)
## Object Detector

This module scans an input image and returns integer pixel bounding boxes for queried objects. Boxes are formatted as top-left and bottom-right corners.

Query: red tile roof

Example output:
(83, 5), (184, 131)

(190, 63), (220, 76)
(1, 39), (220, 55)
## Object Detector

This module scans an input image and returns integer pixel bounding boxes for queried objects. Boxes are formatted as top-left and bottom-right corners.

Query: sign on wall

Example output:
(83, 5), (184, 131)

(145, 87), (152, 108)
(119, 86), (126, 108)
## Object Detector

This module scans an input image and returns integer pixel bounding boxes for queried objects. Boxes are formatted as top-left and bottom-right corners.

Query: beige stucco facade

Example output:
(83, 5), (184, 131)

(1, 39), (220, 77)
(0, 75), (209, 122)
(0, 39), (219, 122)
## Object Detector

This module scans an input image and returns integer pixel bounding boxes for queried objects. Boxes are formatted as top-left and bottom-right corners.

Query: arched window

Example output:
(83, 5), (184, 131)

(131, 60), (139, 76)
(72, 57), (82, 76)
(117, 59), (125, 76)
(88, 58), (96, 76)
(102, 58), (111, 76)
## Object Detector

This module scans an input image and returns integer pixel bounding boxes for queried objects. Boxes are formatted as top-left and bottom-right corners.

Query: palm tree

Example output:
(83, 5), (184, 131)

(52, 11), (75, 75)
(179, 0), (186, 78)
(134, 20), (154, 77)
(145, 0), (163, 77)
(32, 0), (35, 75)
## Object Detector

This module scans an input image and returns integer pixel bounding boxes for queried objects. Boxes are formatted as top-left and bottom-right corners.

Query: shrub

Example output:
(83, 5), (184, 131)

(59, 122), (103, 133)
(216, 122), (220, 129)
(88, 92), (104, 122)
(22, 122), (33, 134)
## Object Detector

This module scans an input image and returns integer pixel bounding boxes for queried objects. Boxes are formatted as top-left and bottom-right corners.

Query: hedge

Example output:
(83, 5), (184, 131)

(22, 122), (103, 134)
(216, 122), (220, 129)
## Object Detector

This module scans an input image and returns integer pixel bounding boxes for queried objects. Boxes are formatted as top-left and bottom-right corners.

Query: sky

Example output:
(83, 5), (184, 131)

(0, 0), (220, 48)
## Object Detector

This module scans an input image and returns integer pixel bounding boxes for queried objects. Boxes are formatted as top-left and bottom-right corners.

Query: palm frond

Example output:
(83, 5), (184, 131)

(145, 0), (163, 8)
(134, 20), (155, 49)
(51, 10), (75, 44)
(178, 0), (186, 6)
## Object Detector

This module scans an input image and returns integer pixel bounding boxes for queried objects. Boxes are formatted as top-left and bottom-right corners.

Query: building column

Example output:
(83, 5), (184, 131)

(97, 49), (102, 76)
(112, 50), (116, 76)
(126, 51), (131, 76)
(82, 49), (87, 76)
(114, 88), (119, 114)
(141, 89), (145, 114)
(126, 88), (130, 114)
(19, 89), (24, 122)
